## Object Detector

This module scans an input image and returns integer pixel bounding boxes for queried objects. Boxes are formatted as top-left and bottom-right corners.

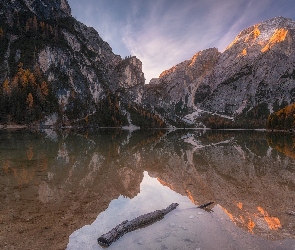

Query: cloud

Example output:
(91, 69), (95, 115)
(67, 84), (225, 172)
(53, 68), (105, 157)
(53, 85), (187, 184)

(69, 0), (295, 84)
(121, 0), (249, 83)
(215, 0), (276, 51)
(122, 0), (295, 83)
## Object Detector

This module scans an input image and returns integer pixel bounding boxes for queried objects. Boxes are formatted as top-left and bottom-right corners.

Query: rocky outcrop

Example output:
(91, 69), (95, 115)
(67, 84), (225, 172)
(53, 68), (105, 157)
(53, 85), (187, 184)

(113, 56), (145, 104)
(146, 17), (295, 128)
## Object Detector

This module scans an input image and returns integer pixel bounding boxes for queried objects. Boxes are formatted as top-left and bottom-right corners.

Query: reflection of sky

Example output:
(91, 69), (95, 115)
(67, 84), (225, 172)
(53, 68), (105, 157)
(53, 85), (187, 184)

(68, 0), (295, 83)
(66, 171), (191, 250)
(66, 171), (294, 250)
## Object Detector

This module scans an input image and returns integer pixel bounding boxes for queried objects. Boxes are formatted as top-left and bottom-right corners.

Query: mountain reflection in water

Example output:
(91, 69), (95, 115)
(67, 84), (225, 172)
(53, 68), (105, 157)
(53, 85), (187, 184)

(0, 129), (295, 250)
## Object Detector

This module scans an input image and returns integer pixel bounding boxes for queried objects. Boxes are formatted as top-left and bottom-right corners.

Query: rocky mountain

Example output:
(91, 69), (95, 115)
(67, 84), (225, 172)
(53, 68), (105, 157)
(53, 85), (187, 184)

(145, 16), (295, 128)
(0, 0), (162, 128)
(1, 1), (295, 129)
(144, 48), (220, 125)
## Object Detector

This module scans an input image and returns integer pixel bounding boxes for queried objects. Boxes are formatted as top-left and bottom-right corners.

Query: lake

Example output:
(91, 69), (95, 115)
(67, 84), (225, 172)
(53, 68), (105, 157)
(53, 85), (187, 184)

(0, 129), (295, 250)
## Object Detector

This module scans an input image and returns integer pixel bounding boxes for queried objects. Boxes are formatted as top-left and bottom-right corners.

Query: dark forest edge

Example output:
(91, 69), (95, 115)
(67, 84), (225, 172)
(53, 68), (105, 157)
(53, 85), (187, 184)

(0, 62), (166, 129)
(267, 102), (295, 132)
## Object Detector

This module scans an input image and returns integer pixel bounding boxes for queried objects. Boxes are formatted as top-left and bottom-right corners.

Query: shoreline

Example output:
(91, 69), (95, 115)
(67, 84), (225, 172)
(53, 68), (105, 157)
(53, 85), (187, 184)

(0, 124), (28, 130)
(0, 123), (293, 133)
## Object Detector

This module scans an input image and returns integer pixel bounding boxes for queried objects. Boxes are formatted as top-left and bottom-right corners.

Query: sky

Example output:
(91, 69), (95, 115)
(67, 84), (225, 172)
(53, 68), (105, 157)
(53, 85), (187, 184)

(68, 0), (295, 84)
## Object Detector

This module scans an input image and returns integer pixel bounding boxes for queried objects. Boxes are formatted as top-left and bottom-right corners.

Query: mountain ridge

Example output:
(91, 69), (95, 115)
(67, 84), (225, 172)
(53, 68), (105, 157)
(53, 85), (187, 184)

(145, 16), (295, 128)
(0, 0), (295, 129)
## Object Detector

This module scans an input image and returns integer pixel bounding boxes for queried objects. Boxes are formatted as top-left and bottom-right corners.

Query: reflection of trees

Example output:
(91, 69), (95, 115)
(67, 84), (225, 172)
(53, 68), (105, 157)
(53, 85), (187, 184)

(0, 134), (54, 188)
(267, 132), (295, 159)
(26, 145), (34, 161)
(1, 129), (295, 250)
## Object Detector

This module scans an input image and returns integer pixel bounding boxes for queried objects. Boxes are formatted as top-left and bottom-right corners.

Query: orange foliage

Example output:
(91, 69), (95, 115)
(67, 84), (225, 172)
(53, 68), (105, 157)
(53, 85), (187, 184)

(26, 93), (34, 108)
(271, 139), (295, 159)
(268, 102), (295, 130)
(0, 27), (4, 39)
(40, 81), (49, 96)
(3, 160), (11, 173)
(2, 79), (10, 95)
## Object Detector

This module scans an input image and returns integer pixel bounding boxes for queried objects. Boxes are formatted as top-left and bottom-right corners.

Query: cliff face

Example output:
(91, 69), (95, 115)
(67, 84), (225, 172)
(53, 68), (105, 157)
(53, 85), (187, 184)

(0, 0), (148, 127)
(145, 17), (295, 128)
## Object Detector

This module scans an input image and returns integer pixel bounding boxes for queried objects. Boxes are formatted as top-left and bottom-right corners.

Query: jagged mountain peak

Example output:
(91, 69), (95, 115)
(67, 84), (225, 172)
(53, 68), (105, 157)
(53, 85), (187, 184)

(156, 47), (220, 81)
(225, 16), (295, 55)
(187, 47), (220, 69)
(144, 16), (295, 128)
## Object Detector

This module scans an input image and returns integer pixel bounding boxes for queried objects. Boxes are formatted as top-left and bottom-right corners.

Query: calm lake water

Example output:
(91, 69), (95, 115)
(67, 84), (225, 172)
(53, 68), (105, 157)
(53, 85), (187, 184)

(0, 129), (295, 250)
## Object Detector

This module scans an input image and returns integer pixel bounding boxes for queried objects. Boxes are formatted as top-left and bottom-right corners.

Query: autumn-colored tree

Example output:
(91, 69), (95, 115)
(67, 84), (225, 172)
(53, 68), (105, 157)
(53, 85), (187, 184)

(40, 81), (49, 96)
(33, 64), (43, 80)
(2, 79), (10, 95)
(267, 102), (295, 130)
(40, 21), (45, 31)
(49, 25), (54, 36)
(28, 71), (36, 85)
(25, 21), (30, 32)
(0, 62), (57, 124)
(0, 27), (4, 39)
(33, 16), (38, 30)
(25, 18), (32, 31)
(26, 93), (34, 108)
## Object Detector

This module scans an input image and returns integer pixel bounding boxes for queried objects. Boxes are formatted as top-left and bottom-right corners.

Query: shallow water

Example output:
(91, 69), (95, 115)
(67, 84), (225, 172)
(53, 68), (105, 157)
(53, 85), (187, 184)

(0, 129), (295, 250)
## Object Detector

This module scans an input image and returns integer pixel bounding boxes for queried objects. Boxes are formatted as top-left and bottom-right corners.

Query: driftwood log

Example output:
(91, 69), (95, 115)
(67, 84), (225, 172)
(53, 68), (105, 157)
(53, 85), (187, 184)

(97, 203), (179, 247)
(197, 202), (214, 209)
